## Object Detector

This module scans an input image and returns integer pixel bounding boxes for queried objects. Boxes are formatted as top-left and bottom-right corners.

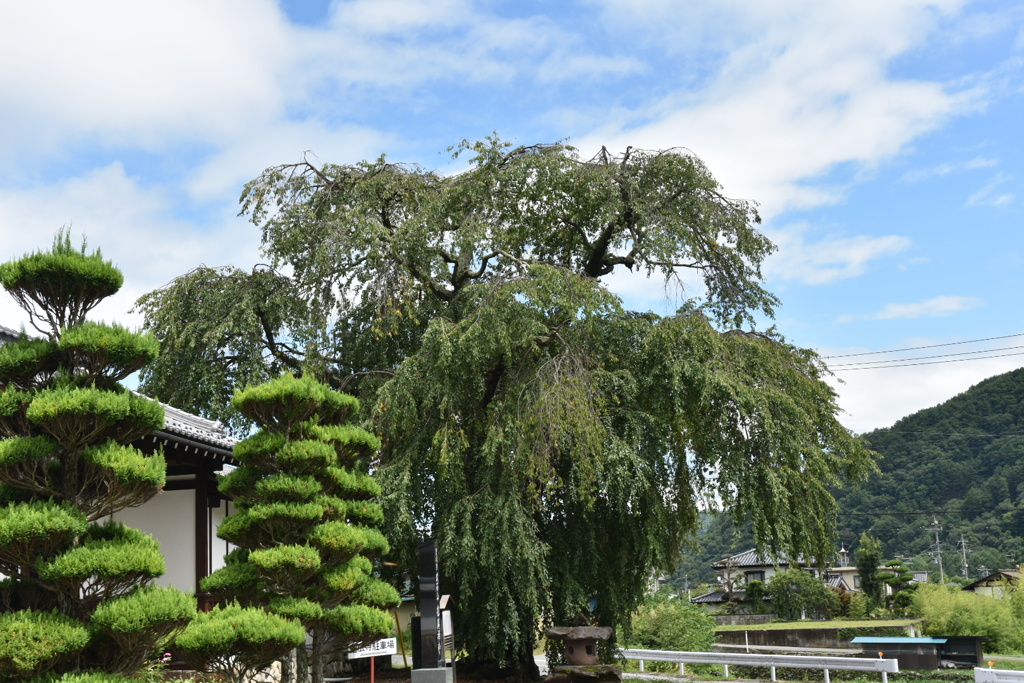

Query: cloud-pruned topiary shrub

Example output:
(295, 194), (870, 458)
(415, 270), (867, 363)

(0, 232), (194, 679)
(198, 373), (399, 683)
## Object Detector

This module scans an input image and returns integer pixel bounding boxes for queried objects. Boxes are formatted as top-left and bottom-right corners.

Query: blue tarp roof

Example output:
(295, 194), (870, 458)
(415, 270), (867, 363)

(851, 637), (947, 644)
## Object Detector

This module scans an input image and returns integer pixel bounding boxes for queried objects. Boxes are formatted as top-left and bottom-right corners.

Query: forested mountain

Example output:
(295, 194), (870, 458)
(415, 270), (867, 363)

(669, 367), (1024, 588)
(836, 367), (1024, 579)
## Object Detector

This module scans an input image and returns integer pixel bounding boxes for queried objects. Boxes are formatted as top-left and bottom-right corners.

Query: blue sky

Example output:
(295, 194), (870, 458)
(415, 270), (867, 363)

(1, 0), (1022, 433)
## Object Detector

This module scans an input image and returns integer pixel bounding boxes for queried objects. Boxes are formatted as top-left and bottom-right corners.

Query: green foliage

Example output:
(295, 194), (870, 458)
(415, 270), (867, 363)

(0, 231), (122, 337)
(835, 625), (908, 640)
(766, 569), (841, 620)
(58, 322), (160, 388)
(0, 337), (60, 390)
(89, 586), (195, 674)
(249, 544), (322, 579)
(83, 441), (165, 489)
(308, 521), (389, 558)
(200, 375), (395, 683)
(175, 602), (306, 683)
(0, 610), (90, 679)
(26, 386), (164, 450)
(233, 373), (359, 434)
(37, 522), (164, 592)
(324, 604), (394, 641)
(137, 138), (876, 675)
(911, 583), (1024, 653)
(0, 234), (172, 679)
(91, 584), (195, 633)
(845, 593), (872, 620)
(270, 596), (325, 621)
(350, 576), (401, 608)
(0, 501), (87, 570)
(744, 580), (767, 613)
(254, 473), (323, 501)
(627, 590), (716, 652)
(856, 534), (884, 607)
(45, 673), (140, 683)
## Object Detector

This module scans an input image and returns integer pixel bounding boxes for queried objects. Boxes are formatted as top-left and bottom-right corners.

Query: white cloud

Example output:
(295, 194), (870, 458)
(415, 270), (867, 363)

(899, 156), (999, 182)
(185, 120), (397, 201)
(0, 164), (260, 331)
(765, 224), (911, 285)
(826, 351), (1024, 433)
(310, 0), (645, 89)
(0, 1), (299, 158)
(837, 295), (981, 323)
(574, 0), (977, 217)
(965, 172), (1015, 207)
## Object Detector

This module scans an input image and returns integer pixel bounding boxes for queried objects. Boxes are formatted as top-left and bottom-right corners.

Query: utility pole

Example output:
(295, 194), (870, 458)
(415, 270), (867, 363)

(928, 518), (945, 583)
(958, 534), (969, 579)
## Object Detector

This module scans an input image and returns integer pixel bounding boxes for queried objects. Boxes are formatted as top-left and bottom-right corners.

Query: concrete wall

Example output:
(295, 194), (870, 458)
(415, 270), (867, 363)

(716, 623), (919, 650)
(714, 614), (776, 626)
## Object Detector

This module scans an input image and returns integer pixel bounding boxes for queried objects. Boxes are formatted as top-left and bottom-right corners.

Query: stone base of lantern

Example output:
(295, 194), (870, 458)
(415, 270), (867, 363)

(413, 667), (454, 683)
(545, 665), (622, 683)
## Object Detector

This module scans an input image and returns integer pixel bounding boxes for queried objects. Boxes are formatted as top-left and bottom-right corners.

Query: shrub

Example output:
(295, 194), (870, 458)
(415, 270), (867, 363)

(0, 610), (90, 679)
(911, 583), (1024, 653)
(0, 233), (189, 678)
(175, 603), (306, 683)
(628, 589), (716, 652)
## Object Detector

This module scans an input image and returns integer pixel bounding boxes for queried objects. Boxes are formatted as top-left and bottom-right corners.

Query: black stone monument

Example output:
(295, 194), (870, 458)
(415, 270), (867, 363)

(412, 540), (452, 683)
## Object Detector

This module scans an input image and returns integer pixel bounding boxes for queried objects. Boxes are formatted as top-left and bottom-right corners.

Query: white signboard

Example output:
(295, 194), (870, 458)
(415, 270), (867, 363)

(349, 638), (398, 660)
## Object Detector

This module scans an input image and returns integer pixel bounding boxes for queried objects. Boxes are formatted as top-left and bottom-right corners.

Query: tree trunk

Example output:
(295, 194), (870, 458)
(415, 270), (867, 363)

(311, 626), (325, 683)
(281, 647), (296, 683)
(297, 644), (309, 683)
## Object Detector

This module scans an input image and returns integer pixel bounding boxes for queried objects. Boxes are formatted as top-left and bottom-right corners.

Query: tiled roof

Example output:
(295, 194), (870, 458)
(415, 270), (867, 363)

(712, 549), (807, 569)
(0, 324), (19, 344)
(821, 573), (849, 590)
(690, 590), (744, 604)
(155, 401), (238, 460)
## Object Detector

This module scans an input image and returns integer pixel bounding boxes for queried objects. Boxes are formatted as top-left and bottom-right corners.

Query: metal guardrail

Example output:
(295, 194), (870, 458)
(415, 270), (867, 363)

(976, 668), (1024, 683)
(619, 648), (899, 683)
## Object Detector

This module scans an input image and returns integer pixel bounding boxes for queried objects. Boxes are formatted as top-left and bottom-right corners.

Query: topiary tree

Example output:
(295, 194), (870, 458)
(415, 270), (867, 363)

(0, 232), (195, 679)
(175, 602), (307, 683)
(198, 373), (399, 683)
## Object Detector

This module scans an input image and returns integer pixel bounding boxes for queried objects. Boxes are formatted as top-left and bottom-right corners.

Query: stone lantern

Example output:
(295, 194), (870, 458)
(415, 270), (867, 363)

(546, 626), (612, 665)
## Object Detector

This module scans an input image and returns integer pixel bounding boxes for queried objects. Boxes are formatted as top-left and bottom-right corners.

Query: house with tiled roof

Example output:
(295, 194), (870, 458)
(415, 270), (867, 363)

(0, 323), (238, 610)
(691, 548), (858, 611)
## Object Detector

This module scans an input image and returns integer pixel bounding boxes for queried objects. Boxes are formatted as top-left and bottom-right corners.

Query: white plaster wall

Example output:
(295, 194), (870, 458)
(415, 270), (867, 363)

(210, 498), (236, 573)
(114, 489), (195, 592)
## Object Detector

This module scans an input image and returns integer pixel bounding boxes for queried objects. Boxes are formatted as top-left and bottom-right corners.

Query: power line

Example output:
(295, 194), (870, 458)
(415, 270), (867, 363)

(831, 350), (1024, 371)
(821, 332), (1024, 359)
(828, 344), (1024, 368)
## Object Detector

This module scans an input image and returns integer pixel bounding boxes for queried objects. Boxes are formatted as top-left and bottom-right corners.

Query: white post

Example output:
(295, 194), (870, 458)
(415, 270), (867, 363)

(882, 672), (888, 683)
(771, 666), (777, 681)
(638, 660), (644, 673)
(724, 664), (729, 678)
(679, 662), (685, 675)
(824, 668), (830, 683)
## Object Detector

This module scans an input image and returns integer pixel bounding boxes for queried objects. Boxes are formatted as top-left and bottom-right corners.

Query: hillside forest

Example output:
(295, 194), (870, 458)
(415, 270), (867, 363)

(670, 367), (1024, 588)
